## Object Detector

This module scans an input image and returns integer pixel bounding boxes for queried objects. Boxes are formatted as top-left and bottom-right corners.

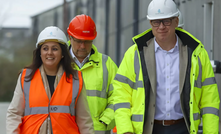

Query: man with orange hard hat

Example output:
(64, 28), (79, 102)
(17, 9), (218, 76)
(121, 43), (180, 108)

(67, 14), (118, 134)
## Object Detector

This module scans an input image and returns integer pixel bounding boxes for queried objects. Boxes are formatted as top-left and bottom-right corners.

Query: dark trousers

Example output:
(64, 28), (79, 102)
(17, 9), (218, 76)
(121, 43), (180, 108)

(152, 120), (189, 134)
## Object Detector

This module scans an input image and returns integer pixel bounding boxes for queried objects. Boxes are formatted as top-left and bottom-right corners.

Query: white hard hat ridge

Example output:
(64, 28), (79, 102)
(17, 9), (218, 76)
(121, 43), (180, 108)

(146, 0), (179, 20)
(36, 26), (68, 48)
(178, 10), (184, 28)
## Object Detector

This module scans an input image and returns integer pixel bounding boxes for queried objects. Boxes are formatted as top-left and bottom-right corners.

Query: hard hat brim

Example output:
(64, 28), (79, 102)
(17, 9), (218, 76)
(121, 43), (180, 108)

(67, 29), (97, 40)
(147, 12), (179, 20)
(36, 39), (67, 47)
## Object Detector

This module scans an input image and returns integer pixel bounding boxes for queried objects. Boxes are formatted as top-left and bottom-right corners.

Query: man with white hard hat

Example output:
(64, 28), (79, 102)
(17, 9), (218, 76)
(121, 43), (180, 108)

(113, 0), (219, 134)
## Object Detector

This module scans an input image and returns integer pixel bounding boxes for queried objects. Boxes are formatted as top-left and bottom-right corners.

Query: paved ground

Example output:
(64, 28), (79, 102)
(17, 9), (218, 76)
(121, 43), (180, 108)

(0, 102), (10, 134)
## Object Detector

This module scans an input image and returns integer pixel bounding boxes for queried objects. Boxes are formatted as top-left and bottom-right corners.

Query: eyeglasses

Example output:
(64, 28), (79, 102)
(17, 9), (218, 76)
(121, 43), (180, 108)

(72, 37), (93, 45)
(151, 17), (175, 27)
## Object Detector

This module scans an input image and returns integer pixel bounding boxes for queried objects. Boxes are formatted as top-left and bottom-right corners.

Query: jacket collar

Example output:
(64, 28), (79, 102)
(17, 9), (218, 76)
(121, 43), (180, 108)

(89, 44), (99, 62)
(132, 28), (202, 55)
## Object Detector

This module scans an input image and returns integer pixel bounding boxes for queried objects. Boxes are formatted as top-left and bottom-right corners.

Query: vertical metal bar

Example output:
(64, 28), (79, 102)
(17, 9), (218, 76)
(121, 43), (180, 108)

(105, 0), (110, 54)
(116, 0), (121, 66)
(33, 17), (38, 36)
(63, 0), (68, 32)
(54, 11), (58, 26)
(66, 3), (70, 25)
(133, 0), (139, 36)
(93, 0), (96, 21)
(211, 1), (214, 59)
(87, 0), (90, 15)
(203, 2), (213, 59)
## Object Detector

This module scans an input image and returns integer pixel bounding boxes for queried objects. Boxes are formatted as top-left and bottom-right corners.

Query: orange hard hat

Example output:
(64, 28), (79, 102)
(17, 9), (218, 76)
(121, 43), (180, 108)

(67, 14), (97, 40)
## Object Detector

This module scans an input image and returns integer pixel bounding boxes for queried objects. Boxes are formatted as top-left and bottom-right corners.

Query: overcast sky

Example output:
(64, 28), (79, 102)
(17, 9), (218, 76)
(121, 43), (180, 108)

(0, 0), (66, 28)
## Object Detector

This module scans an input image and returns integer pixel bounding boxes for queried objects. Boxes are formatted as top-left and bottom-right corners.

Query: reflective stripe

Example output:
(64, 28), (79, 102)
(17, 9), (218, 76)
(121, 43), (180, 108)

(86, 55), (109, 98)
(131, 114), (143, 122)
(134, 50), (143, 89)
(106, 104), (114, 110)
(22, 69), (79, 116)
(194, 81), (200, 88)
(86, 90), (107, 98)
(193, 108), (218, 121)
(94, 130), (111, 134)
(108, 84), (113, 92)
(137, 81), (143, 88)
(50, 106), (72, 113)
(114, 102), (130, 111)
(29, 107), (48, 114)
(193, 113), (201, 121)
(23, 69), (32, 116)
(114, 74), (143, 90)
(102, 55), (108, 94)
(114, 51), (143, 90)
(134, 50), (139, 82)
(201, 107), (219, 116)
(70, 71), (80, 116)
(195, 77), (216, 88)
(194, 57), (216, 88)
(202, 77), (216, 86)
(195, 57), (202, 88)
(24, 106), (72, 115)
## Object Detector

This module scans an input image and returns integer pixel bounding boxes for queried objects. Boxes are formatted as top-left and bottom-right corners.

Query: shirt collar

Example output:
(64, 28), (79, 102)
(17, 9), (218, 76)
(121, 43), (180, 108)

(154, 34), (179, 53)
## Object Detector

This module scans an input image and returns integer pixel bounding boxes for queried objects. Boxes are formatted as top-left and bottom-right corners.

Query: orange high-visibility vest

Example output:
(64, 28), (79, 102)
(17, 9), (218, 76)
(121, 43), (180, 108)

(19, 68), (83, 134)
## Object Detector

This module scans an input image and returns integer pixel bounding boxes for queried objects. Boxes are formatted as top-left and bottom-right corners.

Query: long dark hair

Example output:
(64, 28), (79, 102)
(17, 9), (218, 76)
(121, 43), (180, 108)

(23, 43), (77, 82)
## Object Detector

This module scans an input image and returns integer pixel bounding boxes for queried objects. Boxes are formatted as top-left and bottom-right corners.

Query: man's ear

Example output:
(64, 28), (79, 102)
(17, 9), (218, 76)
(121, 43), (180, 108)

(68, 35), (71, 40)
(175, 17), (179, 27)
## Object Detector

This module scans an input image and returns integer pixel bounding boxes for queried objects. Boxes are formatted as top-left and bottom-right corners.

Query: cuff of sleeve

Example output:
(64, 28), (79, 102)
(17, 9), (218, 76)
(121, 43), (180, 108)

(99, 115), (111, 125)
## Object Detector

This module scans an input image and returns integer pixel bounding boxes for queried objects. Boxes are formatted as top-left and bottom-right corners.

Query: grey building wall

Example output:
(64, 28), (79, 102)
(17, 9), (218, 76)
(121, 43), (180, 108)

(30, 0), (221, 64)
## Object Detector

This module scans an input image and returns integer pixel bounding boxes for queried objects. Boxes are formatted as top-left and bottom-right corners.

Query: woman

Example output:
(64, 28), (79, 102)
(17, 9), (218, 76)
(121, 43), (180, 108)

(6, 26), (94, 134)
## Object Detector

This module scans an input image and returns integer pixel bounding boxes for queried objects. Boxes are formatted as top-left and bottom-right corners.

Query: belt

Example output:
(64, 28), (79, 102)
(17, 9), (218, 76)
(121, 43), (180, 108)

(154, 118), (184, 126)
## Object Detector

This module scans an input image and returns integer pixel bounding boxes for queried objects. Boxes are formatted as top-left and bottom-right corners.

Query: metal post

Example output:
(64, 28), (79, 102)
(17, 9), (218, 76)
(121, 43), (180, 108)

(116, 0), (121, 66)
(63, 0), (68, 33)
(105, 0), (110, 55)
(133, 0), (139, 36)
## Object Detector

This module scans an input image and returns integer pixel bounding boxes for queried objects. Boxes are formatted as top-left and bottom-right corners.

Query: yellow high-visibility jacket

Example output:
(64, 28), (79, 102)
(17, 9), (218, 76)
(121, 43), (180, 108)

(69, 43), (118, 134)
(113, 28), (219, 134)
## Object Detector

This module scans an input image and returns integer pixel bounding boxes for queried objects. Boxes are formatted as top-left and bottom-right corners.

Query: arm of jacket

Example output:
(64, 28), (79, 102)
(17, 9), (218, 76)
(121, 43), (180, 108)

(6, 74), (24, 134)
(76, 82), (95, 134)
(113, 47), (136, 134)
(199, 49), (220, 133)
(99, 57), (118, 130)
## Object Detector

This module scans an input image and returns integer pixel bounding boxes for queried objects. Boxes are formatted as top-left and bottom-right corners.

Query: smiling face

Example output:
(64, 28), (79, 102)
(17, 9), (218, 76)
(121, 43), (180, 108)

(150, 17), (178, 44)
(40, 41), (63, 73)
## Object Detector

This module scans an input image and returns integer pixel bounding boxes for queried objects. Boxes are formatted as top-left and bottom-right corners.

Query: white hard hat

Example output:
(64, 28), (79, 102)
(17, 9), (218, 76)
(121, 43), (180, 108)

(146, 0), (179, 20)
(178, 10), (184, 28)
(36, 26), (68, 48)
